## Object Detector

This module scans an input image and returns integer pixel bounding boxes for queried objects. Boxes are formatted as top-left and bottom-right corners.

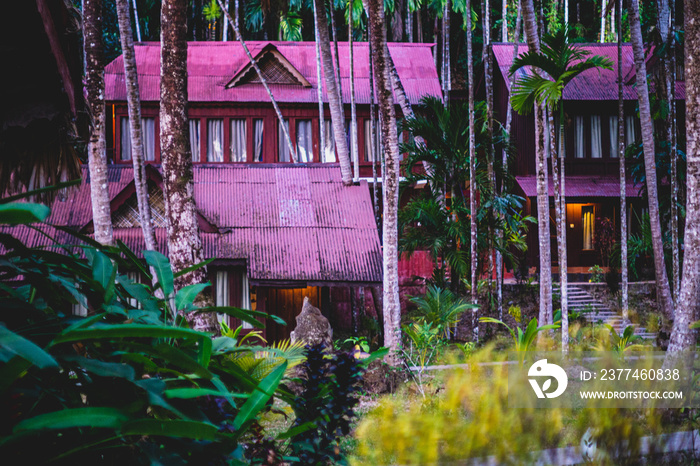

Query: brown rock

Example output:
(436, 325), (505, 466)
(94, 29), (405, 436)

(290, 297), (333, 347)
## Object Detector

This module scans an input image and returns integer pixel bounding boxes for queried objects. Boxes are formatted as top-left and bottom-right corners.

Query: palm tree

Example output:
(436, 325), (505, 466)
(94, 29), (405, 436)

(365, 0), (402, 363)
(666, 0), (699, 354)
(628, 0), (674, 317)
(348, 0), (359, 181)
(83, 0), (114, 246)
(519, 0), (553, 328)
(617, 0), (628, 323)
(115, 0), (158, 254)
(466, 0), (477, 338)
(160, 0), (218, 332)
(510, 26), (612, 353)
(313, 0), (325, 163)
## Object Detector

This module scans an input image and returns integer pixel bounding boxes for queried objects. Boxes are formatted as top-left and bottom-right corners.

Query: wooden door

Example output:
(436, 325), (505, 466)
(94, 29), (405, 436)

(265, 287), (319, 343)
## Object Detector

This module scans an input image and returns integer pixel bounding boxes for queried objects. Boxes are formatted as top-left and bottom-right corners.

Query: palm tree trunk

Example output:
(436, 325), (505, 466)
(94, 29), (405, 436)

(467, 0), (478, 339)
(349, 3), (360, 182)
(522, 0), (553, 326)
(369, 40), (380, 227)
(131, 0), (142, 41)
(313, 0), (325, 163)
(223, 0), (230, 40)
(554, 104), (569, 354)
(160, 0), (218, 332)
(116, 0), (158, 254)
(502, 0), (508, 41)
(83, 0), (114, 247)
(600, 2), (606, 42)
(365, 0), (402, 363)
(313, 0), (353, 184)
(666, 0), (699, 353)
(618, 0), (628, 322)
(217, 0), (297, 162)
(499, 0), (522, 320)
(330, 1), (343, 98)
(445, 0), (451, 98)
(628, 0), (674, 317)
(482, 0), (496, 311)
(407, 5), (413, 42)
(393, 0), (405, 40)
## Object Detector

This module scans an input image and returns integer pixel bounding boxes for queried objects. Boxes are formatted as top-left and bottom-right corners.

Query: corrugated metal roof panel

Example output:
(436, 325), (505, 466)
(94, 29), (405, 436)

(105, 42), (441, 105)
(515, 175), (641, 198)
(8, 164), (382, 283)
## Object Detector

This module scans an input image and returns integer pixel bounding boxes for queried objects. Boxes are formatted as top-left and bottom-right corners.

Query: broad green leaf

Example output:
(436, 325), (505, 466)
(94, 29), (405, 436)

(121, 419), (219, 440)
(116, 241), (152, 280)
(175, 283), (210, 311)
(232, 361), (287, 432)
(164, 387), (249, 399)
(0, 203), (50, 225)
(144, 250), (174, 298)
(116, 275), (159, 313)
(277, 421), (316, 440)
(0, 325), (57, 369)
(91, 251), (113, 291)
(64, 356), (135, 380)
(196, 306), (273, 328)
(13, 408), (129, 433)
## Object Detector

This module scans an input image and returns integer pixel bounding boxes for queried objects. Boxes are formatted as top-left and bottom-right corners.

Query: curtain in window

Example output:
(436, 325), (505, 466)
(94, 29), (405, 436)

(609, 116), (618, 158)
(215, 271), (229, 325)
(120, 117), (132, 161)
(590, 115), (602, 159)
(241, 273), (252, 329)
(582, 207), (594, 250)
(323, 120), (336, 162)
(253, 119), (264, 162)
(207, 119), (224, 162)
(230, 119), (247, 162)
(296, 119), (313, 162)
(121, 117), (156, 161)
(72, 301), (88, 316)
(364, 120), (374, 162)
(142, 117), (155, 161)
(625, 115), (637, 146)
(278, 119), (291, 162)
(574, 116), (586, 158)
(189, 119), (200, 162)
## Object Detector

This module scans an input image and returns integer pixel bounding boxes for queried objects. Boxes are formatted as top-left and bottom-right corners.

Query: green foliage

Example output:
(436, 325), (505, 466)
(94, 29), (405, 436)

(288, 344), (365, 465)
(594, 324), (647, 353)
(202, 0), (222, 22)
(508, 304), (522, 323)
(479, 317), (560, 362)
(408, 286), (475, 339)
(0, 198), (298, 464)
(589, 265), (605, 283)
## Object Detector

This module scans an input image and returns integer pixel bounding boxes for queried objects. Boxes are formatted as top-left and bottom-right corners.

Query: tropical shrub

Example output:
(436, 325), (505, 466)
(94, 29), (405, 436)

(408, 286), (475, 339)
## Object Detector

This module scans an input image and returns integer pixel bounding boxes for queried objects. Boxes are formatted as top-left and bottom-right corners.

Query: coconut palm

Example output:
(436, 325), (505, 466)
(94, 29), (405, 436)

(510, 25), (612, 353)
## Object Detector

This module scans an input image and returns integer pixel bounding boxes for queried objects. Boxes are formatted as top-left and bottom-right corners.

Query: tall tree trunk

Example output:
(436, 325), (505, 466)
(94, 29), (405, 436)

(314, 0), (325, 162)
(564, 0), (568, 26)
(349, 3), (360, 182)
(365, 0), (402, 363)
(393, 0), (405, 40)
(500, 0), (522, 320)
(522, 0), (553, 326)
(407, 5), (413, 42)
(444, 0), (451, 105)
(223, 0), (230, 40)
(313, 0), (353, 184)
(482, 0), (496, 312)
(628, 0), (674, 317)
(217, 0), (296, 161)
(553, 103), (569, 354)
(160, 0), (218, 332)
(417, 6), (424, 42)
(666, 0), (699, 353)
(502, 0), (508, 41)
(600, 2), (606, 42)
(84, 0), (114, 247)
(330, 2), (343, 99)
(370, 40), (380, 227)
(132, 0), (142, 41)
(467, 0), (479, 339)
(116, 0), (158, 254)
(618, 0), (628, 322)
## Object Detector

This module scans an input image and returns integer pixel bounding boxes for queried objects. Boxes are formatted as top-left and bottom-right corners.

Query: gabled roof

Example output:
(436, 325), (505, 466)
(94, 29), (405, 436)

(493, 43), (685, 101)
(105, 41), (441, 105)
(226, 43), (311, 88)
(7, 165), (382, 284)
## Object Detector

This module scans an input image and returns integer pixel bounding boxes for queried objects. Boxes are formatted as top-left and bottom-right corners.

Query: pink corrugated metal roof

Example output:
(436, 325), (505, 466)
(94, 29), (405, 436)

(515, 175), (640, 198)
(105, 41), (441, 105)
(8, 165), (381, 283)
(493, 43), (685, 101)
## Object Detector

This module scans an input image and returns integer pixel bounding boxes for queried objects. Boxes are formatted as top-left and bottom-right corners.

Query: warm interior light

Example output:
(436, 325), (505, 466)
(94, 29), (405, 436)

(569, 223), (575, 229)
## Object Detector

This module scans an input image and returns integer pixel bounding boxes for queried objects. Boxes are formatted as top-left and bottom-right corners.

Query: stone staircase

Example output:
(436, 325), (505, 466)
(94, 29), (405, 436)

(554, 284), (656, 340)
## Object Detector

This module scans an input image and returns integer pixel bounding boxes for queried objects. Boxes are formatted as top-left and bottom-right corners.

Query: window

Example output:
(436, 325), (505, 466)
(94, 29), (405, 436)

(230, 119), (247, 162)
(253, 119), (264, 162)
(608, 116), (619, 158)
(364, 119), (377, 162)
(590, 115), (602, 159)
(189, 119), (201, 162)
(126, 271), (140, 309)
(296, 119), (313, 162)
(574, 116), (586, 158)
(214, 270), (252, 328)
(582, 206), (595, 250)
(278, 119), (291, 162)
(72, 301), (88, 317)
(207, 119), (224, 162)
(625, 115), (637, 146)
(323, 120), (336, 162)
(120, 117), (156, 161)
